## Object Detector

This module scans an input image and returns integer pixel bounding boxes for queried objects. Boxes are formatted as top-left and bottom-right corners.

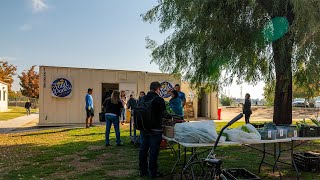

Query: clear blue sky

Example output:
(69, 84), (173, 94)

(0, 0), (264, 99)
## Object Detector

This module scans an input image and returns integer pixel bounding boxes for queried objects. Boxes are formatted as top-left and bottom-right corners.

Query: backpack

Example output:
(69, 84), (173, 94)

(134, 96), (157, 131)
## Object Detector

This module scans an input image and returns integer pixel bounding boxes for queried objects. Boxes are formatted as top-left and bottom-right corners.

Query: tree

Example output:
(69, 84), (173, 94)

(18, 66), (39, 98)
(0, 60), (17, 92)
(8, 91), (24, 101)
(220, 95), (233, 106)
(143, 0), (320, 125)
(263, 82), (275, 106)
(264, 80), (320, 106)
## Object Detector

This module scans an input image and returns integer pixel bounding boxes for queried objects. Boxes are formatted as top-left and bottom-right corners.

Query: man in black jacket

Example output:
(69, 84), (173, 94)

(243, 93), (252, 124)
(139, 81), (169, 178)
(25, 100), (32, 116)
(127, 94), (137, 110)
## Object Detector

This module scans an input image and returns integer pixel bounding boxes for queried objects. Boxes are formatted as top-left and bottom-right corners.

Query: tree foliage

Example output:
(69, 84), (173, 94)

(0, 60), (17, 92)
(143, 0), (320, 124)
(220, 96), (233, 106)
(8, 91), (24, 101)
(264, 80), (320, 105)
(263, 82), (275, 106)
(18, 66), (39, 98)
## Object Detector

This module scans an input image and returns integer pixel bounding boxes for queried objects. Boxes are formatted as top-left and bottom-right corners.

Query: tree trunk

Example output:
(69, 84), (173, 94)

(272, 4), (294, 125)
(273, 43), (293, 125)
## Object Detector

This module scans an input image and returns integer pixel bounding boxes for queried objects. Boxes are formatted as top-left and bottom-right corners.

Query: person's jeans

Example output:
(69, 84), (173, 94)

(121, 109), (126, 121)
(139, 130), (162, 176)
(105, 115), (121, 145)
(26, 108), (31, 115)
(245, 113), (251, 124)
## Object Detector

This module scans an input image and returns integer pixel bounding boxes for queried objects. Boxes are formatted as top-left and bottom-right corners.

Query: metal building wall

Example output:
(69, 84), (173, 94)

(39, 66), (180, 126)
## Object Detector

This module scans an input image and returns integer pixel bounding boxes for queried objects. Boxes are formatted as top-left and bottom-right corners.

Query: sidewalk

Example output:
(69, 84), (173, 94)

(0, 114), (39, 134)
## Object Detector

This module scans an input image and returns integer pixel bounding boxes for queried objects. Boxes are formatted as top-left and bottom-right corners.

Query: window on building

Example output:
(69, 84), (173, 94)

(3, 91), (6, 101)
(0, 90), (2, 101)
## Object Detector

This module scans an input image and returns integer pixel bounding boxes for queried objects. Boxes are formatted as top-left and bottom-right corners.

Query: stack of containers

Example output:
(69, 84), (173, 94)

(256, 123), (297, 140)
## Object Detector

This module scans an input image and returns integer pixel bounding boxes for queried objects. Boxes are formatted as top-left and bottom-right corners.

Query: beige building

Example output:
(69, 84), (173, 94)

(181, 82), (218, 120)
(0, 81), (8, 112)
(39, 66), (218, 126)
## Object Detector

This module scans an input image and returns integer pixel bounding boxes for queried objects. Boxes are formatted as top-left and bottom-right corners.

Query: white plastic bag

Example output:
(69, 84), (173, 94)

(224, 124), (261, 143)
(174, 121), (225, 143)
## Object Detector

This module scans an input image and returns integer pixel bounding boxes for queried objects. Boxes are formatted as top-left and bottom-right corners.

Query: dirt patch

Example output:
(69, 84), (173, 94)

(50, 150), (114, 178)
(221, 107), (320, 121)
(87, 145), (105, 151)
(105, 169), (135, 177)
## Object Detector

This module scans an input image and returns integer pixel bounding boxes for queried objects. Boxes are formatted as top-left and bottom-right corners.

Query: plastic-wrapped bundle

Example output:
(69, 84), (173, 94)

(224, 124), (261, 143)
(174, 120), (225, 143)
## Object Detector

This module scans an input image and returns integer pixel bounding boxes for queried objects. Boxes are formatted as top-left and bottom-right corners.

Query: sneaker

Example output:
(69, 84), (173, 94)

(85, 125), (90, 128)
(89, 124), (95, 127)
(105, 144), (110, 147)
(116, 143), (124, 146)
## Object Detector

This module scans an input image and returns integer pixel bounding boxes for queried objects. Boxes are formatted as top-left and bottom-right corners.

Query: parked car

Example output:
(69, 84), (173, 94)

(292, 98), (309, 108)
(315, 97), (320, 108)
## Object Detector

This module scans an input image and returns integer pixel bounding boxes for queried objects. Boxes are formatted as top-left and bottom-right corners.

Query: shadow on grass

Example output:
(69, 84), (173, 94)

(71, 132), (105, 137)
(19, 128), (74, 136)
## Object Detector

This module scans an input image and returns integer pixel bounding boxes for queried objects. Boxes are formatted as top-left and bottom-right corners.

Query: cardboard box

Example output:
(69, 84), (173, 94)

(164, 126), (175, 138)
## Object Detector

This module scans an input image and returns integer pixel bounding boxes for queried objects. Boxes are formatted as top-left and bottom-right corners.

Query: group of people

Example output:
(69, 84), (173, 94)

(84, 83), (186, 178)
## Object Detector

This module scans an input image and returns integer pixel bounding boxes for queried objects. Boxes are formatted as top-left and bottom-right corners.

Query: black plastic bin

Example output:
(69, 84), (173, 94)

(293, 152), (320, 172)
(298, 126), (320, 137)
(222, 168), (260, 180)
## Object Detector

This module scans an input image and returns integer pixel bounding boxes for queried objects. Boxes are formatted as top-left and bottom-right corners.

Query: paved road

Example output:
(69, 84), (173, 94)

(0, 114), (39, 134)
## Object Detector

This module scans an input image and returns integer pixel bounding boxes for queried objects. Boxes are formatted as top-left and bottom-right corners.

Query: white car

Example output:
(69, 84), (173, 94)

(315, 97), (320, 108)
(292, 98), (309, 108)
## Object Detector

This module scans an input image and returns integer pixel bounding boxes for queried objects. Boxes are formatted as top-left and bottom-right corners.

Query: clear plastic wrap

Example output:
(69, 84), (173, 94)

(174, 120), (225, 143)
(224, 124), (261, 143)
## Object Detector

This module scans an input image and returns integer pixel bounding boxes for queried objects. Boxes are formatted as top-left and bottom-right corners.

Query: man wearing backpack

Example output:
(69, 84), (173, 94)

(138, 81), (170, 178)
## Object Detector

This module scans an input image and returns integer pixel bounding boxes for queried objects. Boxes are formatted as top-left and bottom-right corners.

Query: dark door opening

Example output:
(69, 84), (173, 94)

(101, 83), (119, 110)
(198, 88), (208, 117)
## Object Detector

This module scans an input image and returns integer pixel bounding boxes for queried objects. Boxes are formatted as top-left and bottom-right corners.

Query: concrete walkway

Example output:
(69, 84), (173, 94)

(0, 114), (39, 134)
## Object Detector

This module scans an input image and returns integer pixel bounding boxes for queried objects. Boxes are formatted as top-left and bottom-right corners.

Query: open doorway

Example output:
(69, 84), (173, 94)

(101, 83), (119, 110)
(198, 88), (208, 118)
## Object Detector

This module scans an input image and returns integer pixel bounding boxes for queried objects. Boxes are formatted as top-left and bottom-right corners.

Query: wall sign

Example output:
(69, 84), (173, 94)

(51, 78), (72, 98)
(160, 81), (174, 98)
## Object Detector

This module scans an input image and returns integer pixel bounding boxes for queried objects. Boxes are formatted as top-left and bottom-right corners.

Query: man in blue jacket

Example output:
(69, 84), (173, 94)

(85, 88), (94, 128)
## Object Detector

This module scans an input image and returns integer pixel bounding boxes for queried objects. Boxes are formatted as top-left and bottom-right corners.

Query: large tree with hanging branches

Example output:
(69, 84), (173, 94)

(143, 0), (320, 125)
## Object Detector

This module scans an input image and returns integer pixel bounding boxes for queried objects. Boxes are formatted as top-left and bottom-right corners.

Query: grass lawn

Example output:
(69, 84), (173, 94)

(0, 106), (38, 121)
(1, 122), (320, 179)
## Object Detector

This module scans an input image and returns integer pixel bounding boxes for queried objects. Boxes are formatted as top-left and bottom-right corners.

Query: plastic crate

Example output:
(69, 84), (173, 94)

(276, 126), (298, 138)
(298, 126), (320, 137)
(222, 168), (260, 180)
(293, 152), (320, 172)
(287, 126), (298, 138)
(257, 129), (277, 140)
(276, 127), (288, 139)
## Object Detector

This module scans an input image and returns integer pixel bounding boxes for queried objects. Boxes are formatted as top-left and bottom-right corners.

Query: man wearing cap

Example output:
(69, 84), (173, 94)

(85, 88), (94, 128)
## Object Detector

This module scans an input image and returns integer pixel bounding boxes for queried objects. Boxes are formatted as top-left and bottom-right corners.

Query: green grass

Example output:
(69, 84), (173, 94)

(1, 123), (320, 179)
(0, 106), (38, 121)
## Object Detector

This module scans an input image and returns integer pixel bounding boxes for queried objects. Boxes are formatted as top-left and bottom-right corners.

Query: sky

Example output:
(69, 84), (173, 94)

(0, 0), (265, 99)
